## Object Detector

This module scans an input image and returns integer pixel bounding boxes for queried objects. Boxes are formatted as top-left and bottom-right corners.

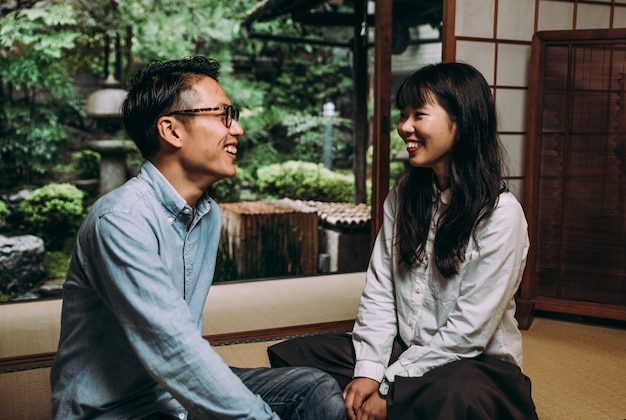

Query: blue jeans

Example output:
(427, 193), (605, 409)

(232, 366), (347, 420)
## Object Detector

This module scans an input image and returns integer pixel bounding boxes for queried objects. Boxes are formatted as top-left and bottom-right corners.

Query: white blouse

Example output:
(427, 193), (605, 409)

(352, 185), (529, 383)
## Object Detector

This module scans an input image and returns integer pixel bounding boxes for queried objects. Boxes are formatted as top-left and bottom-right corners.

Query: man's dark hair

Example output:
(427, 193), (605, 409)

(122, 56), (221, 158)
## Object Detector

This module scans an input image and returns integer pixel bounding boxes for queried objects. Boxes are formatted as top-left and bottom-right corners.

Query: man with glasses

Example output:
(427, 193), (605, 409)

(50, 56), (346, 420)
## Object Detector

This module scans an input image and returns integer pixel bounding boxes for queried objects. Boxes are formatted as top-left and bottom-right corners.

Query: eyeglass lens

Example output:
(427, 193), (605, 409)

(226, 106), (240, 128)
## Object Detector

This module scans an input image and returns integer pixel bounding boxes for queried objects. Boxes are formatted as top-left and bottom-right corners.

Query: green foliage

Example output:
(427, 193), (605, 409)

(237, 142), (289, 179)
(117, 0), (237, 66)
(0, 4), (83, 186)
(272, 58), (351, 113)
(257, 161), (354, 202)
(214, 2), (354, 175)
(283, 112), (353, 163)
(0, 5), (80, 88)
(220, 78), (277, 150)
(249, 16), (353, 115)
(389, 126), (411, 182)
(0, 200), (9, 225)
(19, 183), (85, 251)
(71, 150), (101, 179)
(0, 0), (357, 190)
(367, 112), (411, 185)
(323, 171), (358, 203)
(0, 0), (369, 298)
(209, 175), (241, 203)
(44, 251), (71, 280)
(0, 105), (69, 184)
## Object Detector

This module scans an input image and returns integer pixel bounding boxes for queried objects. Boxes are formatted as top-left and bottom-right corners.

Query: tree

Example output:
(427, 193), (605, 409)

(0, 4), (82, 186)
(0, 0), (356, 194)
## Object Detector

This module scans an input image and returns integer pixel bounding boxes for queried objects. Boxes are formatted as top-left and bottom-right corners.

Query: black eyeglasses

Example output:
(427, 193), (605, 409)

(169, 105), (240, 128)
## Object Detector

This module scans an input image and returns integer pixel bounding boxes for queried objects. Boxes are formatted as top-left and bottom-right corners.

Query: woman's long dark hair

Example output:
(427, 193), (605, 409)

(395, 62), (506, 278)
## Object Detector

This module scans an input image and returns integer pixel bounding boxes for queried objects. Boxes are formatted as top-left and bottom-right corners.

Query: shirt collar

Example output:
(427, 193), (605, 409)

(439, 188), (451, 205)
(432, 182), (451, 205)
(137, 161), (212, 219)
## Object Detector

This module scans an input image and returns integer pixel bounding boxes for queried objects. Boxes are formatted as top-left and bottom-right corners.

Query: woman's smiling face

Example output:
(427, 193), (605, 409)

(397, 96), (457, 189)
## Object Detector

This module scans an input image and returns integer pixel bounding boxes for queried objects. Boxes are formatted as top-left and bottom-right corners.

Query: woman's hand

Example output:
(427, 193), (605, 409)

(343, 377), (388, 420)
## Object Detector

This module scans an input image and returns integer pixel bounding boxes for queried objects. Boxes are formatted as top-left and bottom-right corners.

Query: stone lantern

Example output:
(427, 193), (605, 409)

(85, 74), (135, 195)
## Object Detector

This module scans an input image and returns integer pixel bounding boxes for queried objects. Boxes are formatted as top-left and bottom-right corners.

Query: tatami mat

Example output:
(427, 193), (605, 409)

(522, 316), (626, 420)
(0, 368), (52, 420)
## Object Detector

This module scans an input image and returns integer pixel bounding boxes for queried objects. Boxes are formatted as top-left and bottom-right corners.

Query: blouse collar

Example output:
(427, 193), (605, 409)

(433, 183), (451, 205)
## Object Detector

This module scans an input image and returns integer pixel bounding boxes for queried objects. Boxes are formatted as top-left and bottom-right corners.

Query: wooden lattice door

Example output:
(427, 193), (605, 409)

(518, 28), (626, 328)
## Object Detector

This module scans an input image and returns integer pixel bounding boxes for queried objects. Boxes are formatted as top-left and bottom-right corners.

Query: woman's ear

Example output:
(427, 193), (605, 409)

(157, 115), (184, 148)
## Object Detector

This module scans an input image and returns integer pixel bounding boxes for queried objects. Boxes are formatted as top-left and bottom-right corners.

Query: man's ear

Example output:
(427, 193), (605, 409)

(157, 115), (184, 148)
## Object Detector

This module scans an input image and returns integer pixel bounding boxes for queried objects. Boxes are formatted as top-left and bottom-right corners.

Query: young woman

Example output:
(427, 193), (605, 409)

(268, 62), (538, 419)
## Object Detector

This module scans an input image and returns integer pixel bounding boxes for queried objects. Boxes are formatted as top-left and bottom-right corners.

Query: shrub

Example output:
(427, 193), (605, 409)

(71, 150), (101, 179)
(44, 250), (71, 280)
(208, 166), (262, 203)
(257, 161), (354, 202)
(19, 183), (84, 250)
(0, 200), (9, 226)
(209, 174), (242, 203)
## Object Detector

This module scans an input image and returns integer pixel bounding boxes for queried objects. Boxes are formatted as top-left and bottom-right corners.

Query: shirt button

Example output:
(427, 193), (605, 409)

(183, 208), (191, 215)
(178, 413), (185, 419)
(415, 286), (422, 294)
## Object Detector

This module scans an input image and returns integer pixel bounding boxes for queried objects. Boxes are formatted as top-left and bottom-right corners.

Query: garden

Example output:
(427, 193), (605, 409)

(0, 0), (409, 302)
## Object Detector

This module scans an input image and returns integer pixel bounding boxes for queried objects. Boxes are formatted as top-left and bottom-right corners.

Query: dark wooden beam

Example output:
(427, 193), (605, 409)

(442, 0), (456, 61)
(371, 0), (392, 243)
(292, 11), (375, 26)
(246, 32), (351, 48)
(352, 0), (369, 204)
(208, 319), (355, 346)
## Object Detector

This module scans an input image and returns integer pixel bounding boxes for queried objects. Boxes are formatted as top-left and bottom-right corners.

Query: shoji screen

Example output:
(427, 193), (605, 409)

(520, 28), (626, 326)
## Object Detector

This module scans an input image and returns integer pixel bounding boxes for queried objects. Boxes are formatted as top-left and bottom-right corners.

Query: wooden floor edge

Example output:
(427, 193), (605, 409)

(207, 319), (355, 346)
(0, 319), (356, 373)
(0, 352), (56, 373)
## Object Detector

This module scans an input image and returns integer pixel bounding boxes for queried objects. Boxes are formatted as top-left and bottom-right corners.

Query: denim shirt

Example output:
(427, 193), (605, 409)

(50, 161), (278, 419)
(352, 185), (529, 383)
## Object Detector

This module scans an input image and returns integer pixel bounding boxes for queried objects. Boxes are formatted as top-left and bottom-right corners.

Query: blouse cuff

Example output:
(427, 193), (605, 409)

(353, 360), (386, 382)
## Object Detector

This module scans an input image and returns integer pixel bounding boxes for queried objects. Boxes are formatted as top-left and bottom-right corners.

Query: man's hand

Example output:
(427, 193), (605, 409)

(342, 377), (388, 420)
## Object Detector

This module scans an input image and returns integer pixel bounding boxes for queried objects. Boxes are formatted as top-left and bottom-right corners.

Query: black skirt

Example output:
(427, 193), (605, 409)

(268, 332), (538, 420)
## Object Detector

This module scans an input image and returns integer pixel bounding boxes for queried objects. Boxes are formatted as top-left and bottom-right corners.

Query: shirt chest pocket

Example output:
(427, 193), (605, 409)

(426, 276), (462, 325)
